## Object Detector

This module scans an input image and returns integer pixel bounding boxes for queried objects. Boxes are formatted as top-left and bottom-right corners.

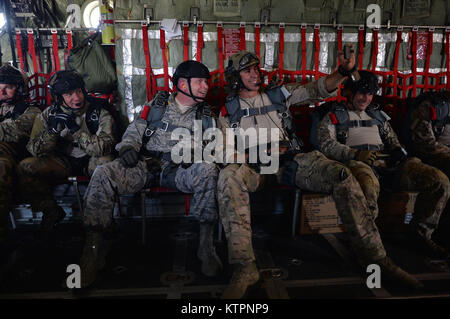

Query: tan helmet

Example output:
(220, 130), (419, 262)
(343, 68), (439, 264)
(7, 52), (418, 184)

(225, 51), (262, 91)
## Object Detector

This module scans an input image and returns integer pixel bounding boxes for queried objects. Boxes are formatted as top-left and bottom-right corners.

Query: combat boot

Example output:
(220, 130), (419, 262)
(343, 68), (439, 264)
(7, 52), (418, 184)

(79, 229), (109, 288)
(375, 256), (424, 290)
(408, 231), (450, 259)
(197, 222), (223, 277)
(40, 200), (66, 231)
(222, 261), (260, 299)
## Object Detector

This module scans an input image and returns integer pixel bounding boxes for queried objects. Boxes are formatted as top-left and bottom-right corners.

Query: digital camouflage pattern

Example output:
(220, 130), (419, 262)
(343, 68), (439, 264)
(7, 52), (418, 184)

(317, 105), (450, 240)
(218, 151), (388, 264)
(217, 79), (390, 265)
(410, 97), (450, 177)
(0, 100), (40, 238)
(83, 93), (218, 229)
(17, 99), (115, 216)
(317, 108), (401, 162)
(117, 94), (199, 154)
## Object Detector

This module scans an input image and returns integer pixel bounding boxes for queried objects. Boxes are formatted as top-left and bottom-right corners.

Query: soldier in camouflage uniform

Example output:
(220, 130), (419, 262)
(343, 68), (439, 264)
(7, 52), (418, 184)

(79, 60), (222, 288)
(317, 71), (450, 260)
(218, 51), (422, 299)
(17, 70), (115, 232)
(0, 65), (40, 241)
(407, 91), (450, 244)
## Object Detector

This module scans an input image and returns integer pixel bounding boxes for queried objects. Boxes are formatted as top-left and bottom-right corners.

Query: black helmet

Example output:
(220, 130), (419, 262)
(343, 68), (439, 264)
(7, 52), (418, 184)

(225, 51), (262, 91)
(172, 60), (210, 86)
(172, 60), (210, 102)
(48, 70), (86, 102)
(344, 70), (379, 95)
(0, 64), (27, 98)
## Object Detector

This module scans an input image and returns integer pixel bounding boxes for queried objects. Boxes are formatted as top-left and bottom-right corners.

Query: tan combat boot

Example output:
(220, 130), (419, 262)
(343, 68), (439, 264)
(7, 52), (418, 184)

(222, 261), (260, 299)
(79, 230), (108, 288)
(376, 256), (424, 290)
(197, 222), (223, 277)
(40, 200), (66, 231)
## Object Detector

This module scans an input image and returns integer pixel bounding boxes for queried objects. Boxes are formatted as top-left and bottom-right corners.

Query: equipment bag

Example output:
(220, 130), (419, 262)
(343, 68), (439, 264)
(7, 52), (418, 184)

(67, 33), (117, 94)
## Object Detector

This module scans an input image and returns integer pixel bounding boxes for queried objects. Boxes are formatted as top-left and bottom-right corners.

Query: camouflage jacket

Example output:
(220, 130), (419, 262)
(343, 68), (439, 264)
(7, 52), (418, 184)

(116, 93), (211, 156)
(317, 104), (402, 163)
(27, 100), (115, 158)
(0, 99), (41, 148)
(218, 77), (337, 152)
(410, 98), (450, 156)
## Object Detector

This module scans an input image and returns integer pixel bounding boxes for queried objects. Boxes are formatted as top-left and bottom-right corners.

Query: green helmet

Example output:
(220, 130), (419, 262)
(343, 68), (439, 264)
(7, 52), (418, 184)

(225, 51), (262, 91)
(0, 65), (27, 98)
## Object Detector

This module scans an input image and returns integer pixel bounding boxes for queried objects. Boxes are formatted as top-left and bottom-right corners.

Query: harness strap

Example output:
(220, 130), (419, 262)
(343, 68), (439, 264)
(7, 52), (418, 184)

(51, 29), (60, 71)
(15, 30), (24, 72)
(196, 22), (204, 62)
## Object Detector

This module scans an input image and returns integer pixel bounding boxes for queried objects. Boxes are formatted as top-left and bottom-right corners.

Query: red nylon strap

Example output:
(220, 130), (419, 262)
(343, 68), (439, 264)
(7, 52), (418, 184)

(301, 26), (307, 84)
(279, 24), (285, 79)
(27, 30), (39, 74)
(314, 26), (320, 80)
(140, 105), (150, 119)
(142, 24), (153, 101)
(196, 24), (203, 62)
(183, 24), (189, 61)
(217, 24), (225, 106)
(372, 29), (378, 71)
(393, 29), (402, 98)
(446, 30), (450, 91)
(358, 27), (364, 69)
(424, 29), (434, 92)
(412, 29), (418, 97)
(430, 106), (437, 121)
(337, 27), (343, 66)
(255, 23), (261, 59)
(15, 30), (24, 72)
(160, 28), (169, 91)
(239, 24), (246, 51)
(329, 113), (338, 125)
(51, 30), (60, 71)
(66, 30), (73, 50)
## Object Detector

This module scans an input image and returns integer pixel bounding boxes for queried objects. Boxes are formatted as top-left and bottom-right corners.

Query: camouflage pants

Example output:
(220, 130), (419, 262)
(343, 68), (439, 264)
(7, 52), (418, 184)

(17, 155), (113, 212)
(0, 142), (20, 229)
(348, 157), (450, 240)
(83, 159), (219, 228)
(218, 150), (387, 265)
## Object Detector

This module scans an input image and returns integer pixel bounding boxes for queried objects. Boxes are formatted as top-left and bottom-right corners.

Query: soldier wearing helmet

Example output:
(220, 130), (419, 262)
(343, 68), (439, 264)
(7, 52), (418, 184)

(406, 90), (450, 248)
(217, 50), (423, 299)
(78, 60), (221, 288)
(0, 64), (40, 242)
(17, 70), (116, 232)
(317, 70), (450, 262)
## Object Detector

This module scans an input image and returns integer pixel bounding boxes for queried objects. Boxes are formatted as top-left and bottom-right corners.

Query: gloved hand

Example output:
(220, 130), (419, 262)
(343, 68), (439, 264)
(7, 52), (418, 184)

(119, 146), (139, 168)
(355, 150), (379, 166)
(387, 147), (408, 167)
(48, 112), (69, 135)
(64, 114), (80, 134)
(48, 111), (80, 135)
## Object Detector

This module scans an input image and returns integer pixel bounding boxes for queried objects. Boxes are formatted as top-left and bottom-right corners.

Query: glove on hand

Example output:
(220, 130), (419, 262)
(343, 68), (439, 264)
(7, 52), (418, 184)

(119, 146), (139, 168)
(355, 150), (379, 166)
(48, 112), (80, 135)
(387, 147), (408, 167)
(64, 114), (80, 134)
